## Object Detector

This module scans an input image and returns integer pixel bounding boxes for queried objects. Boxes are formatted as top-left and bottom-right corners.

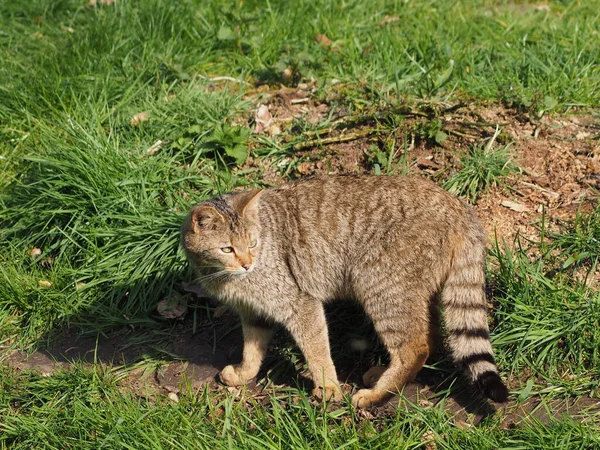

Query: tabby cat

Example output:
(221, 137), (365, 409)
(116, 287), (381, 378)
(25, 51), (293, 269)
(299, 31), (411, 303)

(181, 175), (508, 407)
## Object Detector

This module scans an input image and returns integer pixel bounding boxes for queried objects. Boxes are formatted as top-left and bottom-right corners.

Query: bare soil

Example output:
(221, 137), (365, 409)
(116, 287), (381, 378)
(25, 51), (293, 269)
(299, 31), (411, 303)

(6, 86), (600, 424)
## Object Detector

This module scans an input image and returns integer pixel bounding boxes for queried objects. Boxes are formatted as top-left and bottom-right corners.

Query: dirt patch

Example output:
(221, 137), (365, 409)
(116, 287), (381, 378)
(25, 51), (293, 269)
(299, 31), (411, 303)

(247, 90), (599, 246)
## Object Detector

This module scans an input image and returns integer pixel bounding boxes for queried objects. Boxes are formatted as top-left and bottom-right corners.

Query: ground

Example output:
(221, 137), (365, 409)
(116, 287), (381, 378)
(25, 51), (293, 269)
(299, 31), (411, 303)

(7, 87), (600, 427)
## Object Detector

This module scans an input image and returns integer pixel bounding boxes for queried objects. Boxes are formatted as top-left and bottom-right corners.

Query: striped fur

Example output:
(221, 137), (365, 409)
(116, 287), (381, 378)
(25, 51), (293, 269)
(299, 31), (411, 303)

(181, 175), (508, 407)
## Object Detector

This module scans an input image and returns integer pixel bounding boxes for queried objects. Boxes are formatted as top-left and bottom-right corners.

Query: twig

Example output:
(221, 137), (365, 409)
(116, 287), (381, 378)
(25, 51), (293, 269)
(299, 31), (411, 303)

(290, 98), (310, 104)
(460, 121), (511, 128)
(198, 75), (249, 84)
(291, 128), (376, 151)
(445, 129), (478, 140)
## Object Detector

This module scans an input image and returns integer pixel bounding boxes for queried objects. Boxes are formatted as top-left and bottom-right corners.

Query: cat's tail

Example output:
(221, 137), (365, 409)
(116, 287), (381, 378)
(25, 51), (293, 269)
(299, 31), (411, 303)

(440, 229), (509, 403)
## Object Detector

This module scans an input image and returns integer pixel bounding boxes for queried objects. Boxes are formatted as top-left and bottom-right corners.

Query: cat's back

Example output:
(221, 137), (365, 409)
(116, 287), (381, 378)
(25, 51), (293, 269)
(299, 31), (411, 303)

(257, 176), (479, 300)
(262, 175), (471, 239)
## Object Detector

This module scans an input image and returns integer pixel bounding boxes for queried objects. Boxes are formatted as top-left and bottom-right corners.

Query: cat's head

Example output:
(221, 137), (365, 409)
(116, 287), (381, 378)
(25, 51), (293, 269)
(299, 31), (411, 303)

(181, 189), (263, 280)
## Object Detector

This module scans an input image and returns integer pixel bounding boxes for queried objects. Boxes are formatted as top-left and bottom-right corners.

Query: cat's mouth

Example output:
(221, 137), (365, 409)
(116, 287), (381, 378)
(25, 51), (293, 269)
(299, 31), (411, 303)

(228, 267), (254, 278)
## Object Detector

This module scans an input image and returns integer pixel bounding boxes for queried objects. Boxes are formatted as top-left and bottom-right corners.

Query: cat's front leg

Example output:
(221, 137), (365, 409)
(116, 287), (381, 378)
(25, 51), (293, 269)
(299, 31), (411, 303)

(219, 313), (274, 387)
(286, 301), (342, 401)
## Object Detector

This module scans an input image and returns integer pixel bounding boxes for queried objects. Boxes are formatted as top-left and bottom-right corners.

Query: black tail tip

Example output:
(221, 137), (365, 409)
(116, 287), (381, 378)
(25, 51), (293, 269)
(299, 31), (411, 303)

(476, 371), (509, 403)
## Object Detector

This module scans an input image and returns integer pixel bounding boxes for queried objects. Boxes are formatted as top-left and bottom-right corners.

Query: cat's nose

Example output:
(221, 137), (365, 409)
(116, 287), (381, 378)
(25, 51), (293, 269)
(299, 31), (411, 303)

(241, 261), (252, 270)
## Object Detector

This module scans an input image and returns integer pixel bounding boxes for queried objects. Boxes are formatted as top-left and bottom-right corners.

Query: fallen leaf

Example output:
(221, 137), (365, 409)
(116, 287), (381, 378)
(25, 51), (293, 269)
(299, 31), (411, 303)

(357, 409), (374, 420)
(213, 305), (229, 318)
(282, 67), (293, 81)
(268, 124), (282, 136)
(157, 292), (188, 319)
(315, 34), (334, 48)
(130, 112), (149, 127)
(39, 257), (54, 268)
(146, 139), (167, 155)
(253, 104), (273, 135)
(416, 156), (441, 170)
(379, 16), (400, 26)
(576, 131), (591, 140)
(501, 200), (530, 213)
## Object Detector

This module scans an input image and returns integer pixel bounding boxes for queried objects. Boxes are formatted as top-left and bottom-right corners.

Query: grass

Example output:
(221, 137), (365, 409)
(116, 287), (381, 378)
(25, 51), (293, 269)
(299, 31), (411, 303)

(1, 364), (598, 450)
(443, 127), (519, 203)
(1, 0), (600, 447)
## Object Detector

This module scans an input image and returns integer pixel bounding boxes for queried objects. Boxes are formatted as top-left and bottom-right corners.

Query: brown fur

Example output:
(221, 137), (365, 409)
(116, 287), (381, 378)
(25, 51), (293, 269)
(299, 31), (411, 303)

(181, 175), (508, 407)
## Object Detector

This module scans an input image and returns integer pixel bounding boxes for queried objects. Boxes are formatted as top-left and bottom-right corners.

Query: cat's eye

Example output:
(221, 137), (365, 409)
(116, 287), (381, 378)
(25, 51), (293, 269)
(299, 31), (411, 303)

(248, 239), (258, 248)
(220, 246), (234, 253)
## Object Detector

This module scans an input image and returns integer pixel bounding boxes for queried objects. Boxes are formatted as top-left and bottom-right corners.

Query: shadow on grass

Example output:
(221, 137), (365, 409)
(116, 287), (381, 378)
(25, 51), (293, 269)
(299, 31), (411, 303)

(10, 282), (502, 422)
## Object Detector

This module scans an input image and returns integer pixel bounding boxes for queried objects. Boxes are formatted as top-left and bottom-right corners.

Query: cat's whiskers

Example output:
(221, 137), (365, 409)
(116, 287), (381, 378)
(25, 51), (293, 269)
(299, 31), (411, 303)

(195, 270), (232, 283)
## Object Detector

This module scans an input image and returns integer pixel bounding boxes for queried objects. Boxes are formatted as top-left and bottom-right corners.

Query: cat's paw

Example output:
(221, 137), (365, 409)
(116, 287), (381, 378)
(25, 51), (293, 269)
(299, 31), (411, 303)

(219, 365), (247, 386)
(312, 384), (343, 402)
(351, 388), (389, 408)
(362, 366), (387, 388)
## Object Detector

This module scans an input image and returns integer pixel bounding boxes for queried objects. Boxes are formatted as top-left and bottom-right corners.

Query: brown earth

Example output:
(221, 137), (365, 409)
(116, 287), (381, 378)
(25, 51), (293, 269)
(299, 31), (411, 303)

(5, 85), (600, 425)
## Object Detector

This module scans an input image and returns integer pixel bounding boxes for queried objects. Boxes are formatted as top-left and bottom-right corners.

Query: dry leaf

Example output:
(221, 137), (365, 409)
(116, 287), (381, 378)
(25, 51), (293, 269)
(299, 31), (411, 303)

(213, 305), (229, 319)
(146, 139), (167, 155)
(315, 34), (334, 48)
(357, 409), (375, 420)
(379, 16), (400, 26)
(268, 124), (282, 136)
(130, 112), (149, 127)
(157, 292), (188, 319)
(501, 200), (530, 213)
(282, 67), (293, 81)
(576, 131), (591, 140)
(253, 104), (273, 135)
(416, 156), (441, 169)
(39, 257), (54, 268)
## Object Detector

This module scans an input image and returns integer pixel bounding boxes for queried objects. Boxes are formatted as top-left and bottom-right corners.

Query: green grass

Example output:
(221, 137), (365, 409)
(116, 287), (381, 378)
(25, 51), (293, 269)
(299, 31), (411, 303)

(1, 364), (599, 450)
(443, 128), (519, 203)
(1, 0), (600, 447)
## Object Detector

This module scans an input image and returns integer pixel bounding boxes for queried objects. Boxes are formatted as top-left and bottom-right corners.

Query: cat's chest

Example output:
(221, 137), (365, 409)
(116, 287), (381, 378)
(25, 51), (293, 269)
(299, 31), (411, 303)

(203, 264), (297, 315)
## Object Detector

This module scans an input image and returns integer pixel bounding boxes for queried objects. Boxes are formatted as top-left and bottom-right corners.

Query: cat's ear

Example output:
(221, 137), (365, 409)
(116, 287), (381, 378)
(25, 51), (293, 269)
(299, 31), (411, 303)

(188, 205), (225, 233)
(236, 189), (264, 220)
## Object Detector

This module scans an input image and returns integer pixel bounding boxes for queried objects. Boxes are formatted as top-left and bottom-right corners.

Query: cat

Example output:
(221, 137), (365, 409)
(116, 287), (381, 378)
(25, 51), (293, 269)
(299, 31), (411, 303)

(181, 175), (508, 407)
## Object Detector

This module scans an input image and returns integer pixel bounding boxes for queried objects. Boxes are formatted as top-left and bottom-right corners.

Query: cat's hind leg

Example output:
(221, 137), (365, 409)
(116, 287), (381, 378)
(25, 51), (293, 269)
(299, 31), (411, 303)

(352, 336), (430, 408)
(352, 290), (433, 408)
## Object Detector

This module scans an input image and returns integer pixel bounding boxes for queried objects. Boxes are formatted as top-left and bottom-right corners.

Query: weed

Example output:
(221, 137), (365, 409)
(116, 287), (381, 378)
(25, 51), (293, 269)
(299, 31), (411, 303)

(443, 127), (519, 203)
(549, 204), (600, 270)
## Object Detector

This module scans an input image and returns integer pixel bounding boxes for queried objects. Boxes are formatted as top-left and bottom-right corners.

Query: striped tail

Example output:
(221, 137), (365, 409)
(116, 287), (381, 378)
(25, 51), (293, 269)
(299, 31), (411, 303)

(441, 232), (508, 403)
